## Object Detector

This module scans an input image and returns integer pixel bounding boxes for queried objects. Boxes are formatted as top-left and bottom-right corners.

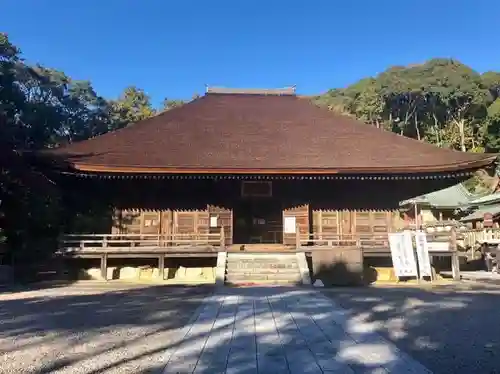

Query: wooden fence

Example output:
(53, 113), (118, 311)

(59, 228), (225, 255)
(59, 227), (500, 256)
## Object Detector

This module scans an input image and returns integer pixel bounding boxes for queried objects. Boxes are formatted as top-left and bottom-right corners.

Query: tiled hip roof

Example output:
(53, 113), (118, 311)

(50, 92), (498, 174)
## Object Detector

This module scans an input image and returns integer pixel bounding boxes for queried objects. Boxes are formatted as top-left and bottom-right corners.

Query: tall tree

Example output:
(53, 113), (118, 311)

(161, 98), (185, 111)
(109, 86), (156, 129)
(484, 98), (500, 152)
(315, 58), (500, 193)
(0, 34), (116, 267)
(482, 71), (500, 100)
(425, 59), (491, 151)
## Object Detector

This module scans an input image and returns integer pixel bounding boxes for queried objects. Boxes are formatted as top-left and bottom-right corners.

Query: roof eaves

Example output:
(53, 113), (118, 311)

(469, 192), (500, 206)
(205, 86), (296, 96)
(400, 184), (477, 208)
(460, 204), (500, 222)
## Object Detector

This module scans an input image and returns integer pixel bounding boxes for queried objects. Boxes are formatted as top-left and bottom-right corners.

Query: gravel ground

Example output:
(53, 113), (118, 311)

(0, 282), (212, 374)
(324, 282), (500, 374)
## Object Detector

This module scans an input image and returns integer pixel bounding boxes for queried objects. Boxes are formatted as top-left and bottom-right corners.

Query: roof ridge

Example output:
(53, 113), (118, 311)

(205, 86), (296, 96)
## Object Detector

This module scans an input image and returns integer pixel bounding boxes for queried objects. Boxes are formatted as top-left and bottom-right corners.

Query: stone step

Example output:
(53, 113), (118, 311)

(227, 254), (297, 258)
(225, 253), (303, 285)
(226, 263), (298, 270)
(227, 257), (297, 264)
(226, 259), (298, 264)
(226, 258), (298, 262)
(226, 279), (300, 286)
(227, 255), (297, 259)
(226, 270), (301, 278)
(226, 273), (302, 282)
(226, 269), (301, 276)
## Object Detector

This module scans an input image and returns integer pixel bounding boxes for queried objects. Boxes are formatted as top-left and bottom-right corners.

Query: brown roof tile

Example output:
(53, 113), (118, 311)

(53, 92), (497, 174)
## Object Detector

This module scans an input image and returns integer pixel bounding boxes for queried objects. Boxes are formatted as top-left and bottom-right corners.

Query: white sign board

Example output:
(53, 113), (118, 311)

(388, 232), (418, 277)
(426, 242), (451, 252)
(284, 216), (296, 234)
(415, 231), (432, 277)
(209, 216), (218, 228)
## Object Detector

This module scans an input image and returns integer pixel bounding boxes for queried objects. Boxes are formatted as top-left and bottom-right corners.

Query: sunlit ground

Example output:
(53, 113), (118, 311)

(0, 282), (434, 374)
(324, 282), (500, 374)
(0, 283), (211, 373)
(0, 281), (496, 373)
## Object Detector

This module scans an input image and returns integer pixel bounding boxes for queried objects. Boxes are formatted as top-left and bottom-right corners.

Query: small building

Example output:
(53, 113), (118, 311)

(461, 192), (500, 228)
(47, 87), (498, 283)
(399, 184), (478, 226)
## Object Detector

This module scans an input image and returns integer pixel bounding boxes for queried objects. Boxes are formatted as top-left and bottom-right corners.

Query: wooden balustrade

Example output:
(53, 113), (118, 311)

(296, 232), (389, 248)
(60, 231), (225, 254)
(59, 227), (500, 257)
(462, 229), (500, 246)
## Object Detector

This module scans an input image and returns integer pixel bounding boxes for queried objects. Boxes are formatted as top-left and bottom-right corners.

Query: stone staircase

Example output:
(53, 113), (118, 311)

(225, 253), (304, 285)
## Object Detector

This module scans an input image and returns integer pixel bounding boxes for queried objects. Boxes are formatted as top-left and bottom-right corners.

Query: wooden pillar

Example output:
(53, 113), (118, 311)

(100, 253), (108, 280)
(220, 225), (225, 248)
(295, 223), (301, 249)
(450, 228), (460, 281)
(158, 254), (165, 280)
(317, 210), (323, 239)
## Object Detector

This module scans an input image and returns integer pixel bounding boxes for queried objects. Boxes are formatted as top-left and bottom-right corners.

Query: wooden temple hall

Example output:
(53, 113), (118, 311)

(49, 86), (498, 285)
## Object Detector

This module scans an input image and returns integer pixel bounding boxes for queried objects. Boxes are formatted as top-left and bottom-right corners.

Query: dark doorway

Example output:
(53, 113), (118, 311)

(233, 198), (283, 244)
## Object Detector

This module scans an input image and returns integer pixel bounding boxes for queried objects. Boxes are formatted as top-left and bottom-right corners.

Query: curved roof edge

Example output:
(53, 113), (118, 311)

(64, 155), (498, 175)
(400, 183), (478, 208)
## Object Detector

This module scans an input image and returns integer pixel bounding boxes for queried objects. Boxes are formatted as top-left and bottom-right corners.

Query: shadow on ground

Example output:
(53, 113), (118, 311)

(0, 281), (498, 373)
(323, 283), (500, 374)
(0, 284), (211, 373)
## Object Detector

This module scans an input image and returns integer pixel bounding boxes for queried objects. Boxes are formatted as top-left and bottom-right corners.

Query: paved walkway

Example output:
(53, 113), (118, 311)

(162, 287), (432, 374)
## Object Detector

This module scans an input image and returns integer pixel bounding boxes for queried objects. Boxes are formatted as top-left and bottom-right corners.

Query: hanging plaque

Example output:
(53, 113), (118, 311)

(284, 216), (296, 234)
(415, 231), (432, 277)
(388, 232), (418, 277)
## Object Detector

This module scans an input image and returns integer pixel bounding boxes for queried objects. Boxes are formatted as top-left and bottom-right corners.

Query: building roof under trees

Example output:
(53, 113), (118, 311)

(51, 87), (498, 175)
(461, 204), (500, 223)
(468, 191), (500, 206)
(400, 184), (478, 209)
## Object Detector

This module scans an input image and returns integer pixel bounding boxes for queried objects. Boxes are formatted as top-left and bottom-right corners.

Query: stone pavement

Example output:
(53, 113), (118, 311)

(162, 287), (432, 374)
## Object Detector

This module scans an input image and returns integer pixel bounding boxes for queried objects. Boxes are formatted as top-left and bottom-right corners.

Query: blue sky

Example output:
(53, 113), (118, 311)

(3, 0), (500, 107)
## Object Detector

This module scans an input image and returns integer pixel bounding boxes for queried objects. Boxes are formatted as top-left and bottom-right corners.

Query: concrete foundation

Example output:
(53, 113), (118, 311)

(79, 266), (216, 283)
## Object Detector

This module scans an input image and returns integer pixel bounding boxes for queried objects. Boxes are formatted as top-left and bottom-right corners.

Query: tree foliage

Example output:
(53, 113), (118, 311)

(315, 58), (499, 154)
(0, 34), (157, 267)
(108, 86), (156, 129)
(161, 98), (185, 112)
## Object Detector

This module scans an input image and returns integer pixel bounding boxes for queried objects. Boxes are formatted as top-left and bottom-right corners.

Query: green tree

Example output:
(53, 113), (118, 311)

(161, 98), (185, 111)
(484, 98), (500, 151)
(482, 71), (500, 100)
(426, 59), (491, 151)
(109, 86), (156, 129)
(0, 34), (116, 269)
(314, 58), (500, 193)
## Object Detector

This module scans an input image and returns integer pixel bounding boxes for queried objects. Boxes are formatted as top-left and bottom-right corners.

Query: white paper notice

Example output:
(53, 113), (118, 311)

(415, 231), (432, 277)
(388, 232), (418, 277)
(426, 242), (451, 252)
(284, 216), (296, 234)
(210, 216), (218, 228)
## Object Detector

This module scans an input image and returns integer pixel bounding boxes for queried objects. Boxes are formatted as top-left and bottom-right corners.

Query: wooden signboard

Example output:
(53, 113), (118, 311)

(484, 212), (494, 228)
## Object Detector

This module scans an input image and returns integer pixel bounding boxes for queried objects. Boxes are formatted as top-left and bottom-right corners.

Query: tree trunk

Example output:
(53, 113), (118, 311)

(457, 119), (466, 152)
(432, 114), (441, 147)
(415, 112), (421, 140)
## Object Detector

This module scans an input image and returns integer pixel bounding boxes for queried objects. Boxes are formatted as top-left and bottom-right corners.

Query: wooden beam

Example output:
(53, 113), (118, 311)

(220, 225), (225, 248)
(100, 253), (108, 280)
(158, 254), (165, 280)
(295, 223), (301, 249)
(450, 228), (461, 281)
